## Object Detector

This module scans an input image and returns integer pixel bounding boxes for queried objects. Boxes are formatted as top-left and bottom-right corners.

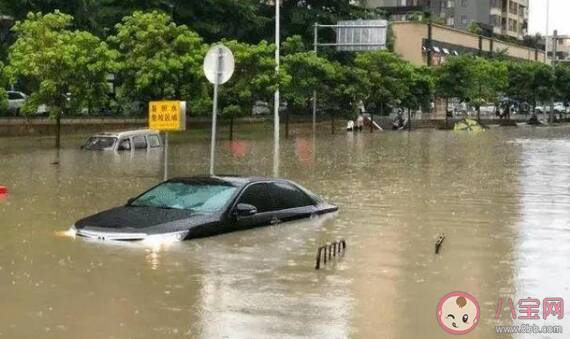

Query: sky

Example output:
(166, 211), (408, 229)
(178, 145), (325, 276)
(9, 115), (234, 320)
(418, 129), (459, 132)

(529, 0), (570, 36)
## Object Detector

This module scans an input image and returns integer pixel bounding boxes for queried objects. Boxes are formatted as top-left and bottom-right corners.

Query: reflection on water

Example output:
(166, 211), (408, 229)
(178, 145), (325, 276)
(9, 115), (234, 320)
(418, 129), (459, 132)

(0, 126), (570, 338)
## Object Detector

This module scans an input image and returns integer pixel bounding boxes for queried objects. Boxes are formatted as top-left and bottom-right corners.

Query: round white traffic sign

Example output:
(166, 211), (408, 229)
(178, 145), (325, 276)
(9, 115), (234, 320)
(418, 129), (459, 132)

(203, 44), (235, 85)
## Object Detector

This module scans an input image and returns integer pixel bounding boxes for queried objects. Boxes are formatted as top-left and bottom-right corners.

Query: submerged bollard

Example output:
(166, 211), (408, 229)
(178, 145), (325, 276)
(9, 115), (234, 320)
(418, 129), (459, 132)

(315, 239), (346, 270)
(435, 233), (446, 254)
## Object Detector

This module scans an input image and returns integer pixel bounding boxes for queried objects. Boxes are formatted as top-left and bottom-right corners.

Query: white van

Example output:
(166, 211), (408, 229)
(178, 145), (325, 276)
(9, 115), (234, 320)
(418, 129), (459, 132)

(81, 129), (162, 151)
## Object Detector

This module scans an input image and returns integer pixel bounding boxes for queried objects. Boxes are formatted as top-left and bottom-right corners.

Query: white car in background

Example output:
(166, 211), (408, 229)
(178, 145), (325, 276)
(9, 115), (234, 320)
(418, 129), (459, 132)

(7, 91), (48, 115)
(535, 103), (567, 114)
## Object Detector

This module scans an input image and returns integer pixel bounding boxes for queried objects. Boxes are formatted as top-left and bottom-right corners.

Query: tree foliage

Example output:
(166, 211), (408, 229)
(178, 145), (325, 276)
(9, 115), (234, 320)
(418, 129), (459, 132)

(7, 11), (116, 116)
(355, 50), (411, 114)
(109, 11), (207, 114)
(282, 52), (336, 114)
(554, 64), (570, 105)
(0, 61), (7, 113)
(218, 40), (280, 120)
(435, 55), (477, 103)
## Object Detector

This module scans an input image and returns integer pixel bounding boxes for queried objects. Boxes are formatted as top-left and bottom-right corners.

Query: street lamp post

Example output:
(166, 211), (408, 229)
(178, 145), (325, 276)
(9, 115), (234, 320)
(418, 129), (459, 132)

(273, 0), (280, 177)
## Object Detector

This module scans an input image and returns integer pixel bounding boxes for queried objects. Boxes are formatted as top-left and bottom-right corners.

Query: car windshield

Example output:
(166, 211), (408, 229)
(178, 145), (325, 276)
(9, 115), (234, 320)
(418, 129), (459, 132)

(130, 182), (237, 213)
(83, 137), (117, 150)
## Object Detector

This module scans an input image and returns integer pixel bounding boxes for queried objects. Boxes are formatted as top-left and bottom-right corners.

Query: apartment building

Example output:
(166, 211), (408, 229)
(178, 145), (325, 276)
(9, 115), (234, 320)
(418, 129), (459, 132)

(360, 0), (529, 40)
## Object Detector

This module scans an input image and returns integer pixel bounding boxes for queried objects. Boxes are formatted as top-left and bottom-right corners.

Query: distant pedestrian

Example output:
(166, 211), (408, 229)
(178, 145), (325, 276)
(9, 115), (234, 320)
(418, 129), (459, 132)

(356, 114), (364, 132)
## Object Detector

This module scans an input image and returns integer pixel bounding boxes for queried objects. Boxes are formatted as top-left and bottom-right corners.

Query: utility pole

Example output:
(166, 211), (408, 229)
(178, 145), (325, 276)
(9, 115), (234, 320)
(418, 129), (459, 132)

(550, 30), (558, 123)
(273, 0), (280, 178)
(313, 23), (318, 136)
(545, 0), (550, 63)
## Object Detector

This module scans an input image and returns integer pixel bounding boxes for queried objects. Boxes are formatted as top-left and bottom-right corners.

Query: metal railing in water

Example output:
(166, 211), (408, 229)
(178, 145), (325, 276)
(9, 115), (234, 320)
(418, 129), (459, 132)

(315, 239), (346, 270)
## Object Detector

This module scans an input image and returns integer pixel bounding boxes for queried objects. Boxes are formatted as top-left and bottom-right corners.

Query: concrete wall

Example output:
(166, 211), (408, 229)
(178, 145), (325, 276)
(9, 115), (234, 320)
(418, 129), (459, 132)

(392, 22), (545, 66)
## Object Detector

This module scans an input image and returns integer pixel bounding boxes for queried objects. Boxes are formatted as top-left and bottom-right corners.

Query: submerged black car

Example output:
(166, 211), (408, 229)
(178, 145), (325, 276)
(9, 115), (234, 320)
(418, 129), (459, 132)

(72, 176), (338, 241)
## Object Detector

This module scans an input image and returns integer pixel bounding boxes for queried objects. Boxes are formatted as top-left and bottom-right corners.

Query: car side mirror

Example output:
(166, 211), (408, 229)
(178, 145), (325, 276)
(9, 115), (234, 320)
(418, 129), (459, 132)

(234, 203), (257, 217)
(126, 198), (135, 205)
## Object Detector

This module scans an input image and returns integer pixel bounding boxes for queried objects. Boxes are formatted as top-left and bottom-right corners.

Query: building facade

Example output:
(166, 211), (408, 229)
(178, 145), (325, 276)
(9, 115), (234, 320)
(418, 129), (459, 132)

(391, 21), (544, 66)
(360, 0), (529, 40)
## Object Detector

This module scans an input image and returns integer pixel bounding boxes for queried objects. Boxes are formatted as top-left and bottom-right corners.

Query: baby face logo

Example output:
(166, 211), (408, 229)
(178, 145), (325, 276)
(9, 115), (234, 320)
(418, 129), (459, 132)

(437, 291), (480, 335)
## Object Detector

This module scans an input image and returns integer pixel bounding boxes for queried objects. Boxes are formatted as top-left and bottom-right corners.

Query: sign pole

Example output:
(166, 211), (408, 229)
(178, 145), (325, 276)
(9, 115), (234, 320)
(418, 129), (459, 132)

(209, 48), (222, 176)
(203, 44), (234, 176)
(163, 132), (169, 181)
(273, 0), (281, 178)
(313, 23), (318, 136)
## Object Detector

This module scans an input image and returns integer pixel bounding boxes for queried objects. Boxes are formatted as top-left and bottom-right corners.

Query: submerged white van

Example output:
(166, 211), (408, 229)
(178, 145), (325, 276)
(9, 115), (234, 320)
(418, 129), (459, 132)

(81, 129), (162, 151)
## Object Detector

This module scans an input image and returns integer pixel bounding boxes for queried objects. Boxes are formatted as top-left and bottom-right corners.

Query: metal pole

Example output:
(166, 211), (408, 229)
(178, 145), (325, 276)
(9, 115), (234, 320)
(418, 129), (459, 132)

(163, 132), (168, 181)
(312, 23), (318, 135)
(209, 48), (222, 176)
(550, 30), (558, 123)
(545, 0), (550, 64)
(273, 0), (280, 178)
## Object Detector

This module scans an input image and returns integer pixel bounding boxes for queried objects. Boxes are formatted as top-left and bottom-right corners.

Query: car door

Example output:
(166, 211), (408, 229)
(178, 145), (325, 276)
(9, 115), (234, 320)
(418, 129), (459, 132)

(232, 182), (276, 231)
(267, 181), (317, 222)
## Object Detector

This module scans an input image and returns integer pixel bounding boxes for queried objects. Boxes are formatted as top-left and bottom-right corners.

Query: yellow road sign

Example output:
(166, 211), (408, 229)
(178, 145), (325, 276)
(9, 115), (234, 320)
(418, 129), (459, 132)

(149, 101), (187, 131)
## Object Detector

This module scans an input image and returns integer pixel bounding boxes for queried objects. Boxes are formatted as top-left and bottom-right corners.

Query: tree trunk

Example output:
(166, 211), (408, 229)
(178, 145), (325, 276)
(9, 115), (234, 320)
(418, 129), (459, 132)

(408, 107), (412, 132)
(445, 97), (449, 129)
(55, 111), (61, 149)
(477, 105), (481, 122)
(285, 110), (289, 139)
(331, 112), (335, 135)
(229, 116), (234, 141)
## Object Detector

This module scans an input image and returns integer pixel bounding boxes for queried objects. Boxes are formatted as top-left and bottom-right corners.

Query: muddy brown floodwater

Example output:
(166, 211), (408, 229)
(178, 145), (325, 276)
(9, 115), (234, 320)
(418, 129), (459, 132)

(0, 124), (569, 339)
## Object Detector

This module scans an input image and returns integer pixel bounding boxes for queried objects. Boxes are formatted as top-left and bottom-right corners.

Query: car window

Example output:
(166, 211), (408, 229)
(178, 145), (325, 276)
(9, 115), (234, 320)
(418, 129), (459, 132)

(132, 182), (237, 213)
(133, 136), (148, 149)
(269, 182), (315, 210)
(82, 137), (117, 150)
(117, 139), (131, 151)
(147, 134), (161, 148)
(237, 183), (273, 213)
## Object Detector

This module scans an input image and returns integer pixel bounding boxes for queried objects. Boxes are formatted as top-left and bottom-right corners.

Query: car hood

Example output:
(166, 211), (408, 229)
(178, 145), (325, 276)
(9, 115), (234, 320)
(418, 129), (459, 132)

(75, 206), (197, 230)
(74, 206), (222, 240)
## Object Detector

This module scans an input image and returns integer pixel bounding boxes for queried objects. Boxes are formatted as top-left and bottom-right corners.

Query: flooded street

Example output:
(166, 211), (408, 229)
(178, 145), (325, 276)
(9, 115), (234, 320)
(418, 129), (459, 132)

(1, 125), (569, 338)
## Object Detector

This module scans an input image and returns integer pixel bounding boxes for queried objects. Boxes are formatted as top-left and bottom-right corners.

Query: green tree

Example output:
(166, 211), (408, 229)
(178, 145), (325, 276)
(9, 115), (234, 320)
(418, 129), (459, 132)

(472, 58), (507, 121)
(7, 11), (116, 147)
(435, 54), (477, 124)
(531, 62), (555, 109)
(218, 40), (280, 140)
(282, 51), (336, 136)
(282, 35), (306, 55)
(0, 61), (7, 114)
(554, 64), (570, 108)
(402, 65), (435, 118)
(329, 62), (368, 133)
(109, 11), (207, 115)
(355, 50), (410, 120)
(506, 61), (534, 109)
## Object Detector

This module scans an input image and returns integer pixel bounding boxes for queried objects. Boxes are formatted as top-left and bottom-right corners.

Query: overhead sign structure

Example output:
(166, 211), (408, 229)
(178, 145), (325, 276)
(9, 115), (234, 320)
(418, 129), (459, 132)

(148, 100), (187, 181)
(204, 44), (235, 176)
(149, 100), (187, 131)
(335, 20), (388, 52)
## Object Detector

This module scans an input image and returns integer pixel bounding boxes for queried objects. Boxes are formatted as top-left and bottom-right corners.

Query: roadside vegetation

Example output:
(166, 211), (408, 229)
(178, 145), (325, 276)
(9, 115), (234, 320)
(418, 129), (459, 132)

(1, 2), (570, 131)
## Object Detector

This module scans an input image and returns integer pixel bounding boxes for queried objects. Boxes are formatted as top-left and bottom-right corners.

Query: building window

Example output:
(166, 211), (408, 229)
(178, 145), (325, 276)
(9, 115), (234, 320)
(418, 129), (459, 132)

(447, 17), (455, 26)
(448, 0), (455, 8)
(460, 15), (467, 25)
(461, 0), (468, 7)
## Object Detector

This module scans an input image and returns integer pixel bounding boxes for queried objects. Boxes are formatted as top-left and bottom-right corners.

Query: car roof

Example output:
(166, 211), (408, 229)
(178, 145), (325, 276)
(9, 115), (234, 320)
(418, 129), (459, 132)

(166, 175), (286, 187)
(93, 129), (159, 138)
